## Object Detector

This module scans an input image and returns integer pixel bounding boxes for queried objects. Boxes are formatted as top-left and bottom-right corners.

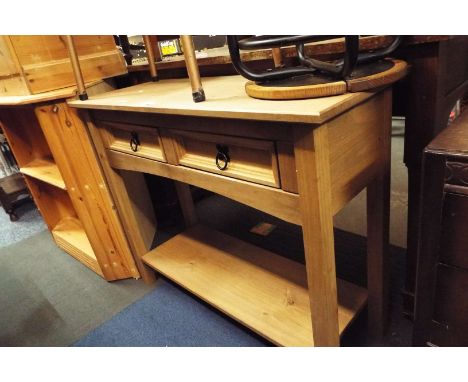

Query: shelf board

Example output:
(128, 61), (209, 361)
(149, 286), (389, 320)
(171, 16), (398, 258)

(21, 158), (66, 190)
(52, 217), (103, 277)
(142, 224), (368, 346)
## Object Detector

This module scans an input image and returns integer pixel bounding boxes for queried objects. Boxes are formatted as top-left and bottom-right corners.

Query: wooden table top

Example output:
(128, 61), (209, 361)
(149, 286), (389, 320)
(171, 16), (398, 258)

(68, 75), (375, 124)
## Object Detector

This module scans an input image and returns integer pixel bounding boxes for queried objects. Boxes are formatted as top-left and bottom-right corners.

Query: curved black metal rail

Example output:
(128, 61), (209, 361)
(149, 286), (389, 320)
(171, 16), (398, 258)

(227, 35), (402, 84)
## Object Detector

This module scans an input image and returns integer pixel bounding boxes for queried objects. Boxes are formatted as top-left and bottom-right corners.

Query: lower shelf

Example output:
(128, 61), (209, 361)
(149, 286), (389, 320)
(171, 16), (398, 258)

(52, 216), (103, 277)
(142, 224), (368, 346)
(21, 158), (66, 190)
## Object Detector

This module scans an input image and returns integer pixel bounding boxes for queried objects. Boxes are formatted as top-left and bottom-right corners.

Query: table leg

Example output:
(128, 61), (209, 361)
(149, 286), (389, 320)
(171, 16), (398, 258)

(294, 124), (340, 346)
(174, 181), (198, 227)
(366, 88), (392, 339)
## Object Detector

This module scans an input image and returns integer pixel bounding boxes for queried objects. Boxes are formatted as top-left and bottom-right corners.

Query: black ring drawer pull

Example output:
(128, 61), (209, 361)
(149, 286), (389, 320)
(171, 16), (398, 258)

(215, 144), (230, 171)
(130, 131), (140, 152)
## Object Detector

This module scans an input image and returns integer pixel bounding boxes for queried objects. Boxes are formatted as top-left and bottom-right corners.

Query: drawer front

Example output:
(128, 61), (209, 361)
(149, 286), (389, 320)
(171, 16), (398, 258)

(170, 130), (280, 188)
(433, 263), (468, 329)
(99, 121), (166, 162)
(439, 192), (468, 269)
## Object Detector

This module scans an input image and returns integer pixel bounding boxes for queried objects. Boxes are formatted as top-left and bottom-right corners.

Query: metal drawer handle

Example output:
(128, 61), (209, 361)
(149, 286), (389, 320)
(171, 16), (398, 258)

(130, 131), (140, 152)
(215, 144), (230, 171)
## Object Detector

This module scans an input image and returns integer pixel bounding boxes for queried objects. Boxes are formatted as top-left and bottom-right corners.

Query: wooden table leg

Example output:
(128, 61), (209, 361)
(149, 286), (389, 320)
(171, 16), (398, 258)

(366, 88), (392, 339)
(174, 181), (198, 228)
(294, 124), (340, 346)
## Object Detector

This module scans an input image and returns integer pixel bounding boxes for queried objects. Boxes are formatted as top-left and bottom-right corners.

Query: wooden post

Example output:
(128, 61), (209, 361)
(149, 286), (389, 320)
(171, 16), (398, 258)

(366, 88), (392, 339)
(272, 47), (283, 68)
(294, 124), (340, 346)
(174, 181), (198, 227)
(64, 35), (88, 101)
(143, 35), (159, 82)
(180, 35), (206, 103)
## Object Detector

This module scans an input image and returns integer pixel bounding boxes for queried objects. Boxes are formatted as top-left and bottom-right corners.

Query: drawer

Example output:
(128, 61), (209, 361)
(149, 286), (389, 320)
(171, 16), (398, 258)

(99, 121), (166, 162)
(433, 263), (468, 329)
(439, 192), (468, 269)
(170, 130), (280, 188)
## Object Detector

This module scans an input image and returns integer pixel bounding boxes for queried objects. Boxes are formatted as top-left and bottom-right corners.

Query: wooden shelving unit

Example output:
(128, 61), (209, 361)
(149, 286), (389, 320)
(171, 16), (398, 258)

(20, 158), (66, 190)
(0, 35), (142, 281)
(143, 225), (368, 346)
(0, 87), (139, 281)
(0, 109), (101, 275)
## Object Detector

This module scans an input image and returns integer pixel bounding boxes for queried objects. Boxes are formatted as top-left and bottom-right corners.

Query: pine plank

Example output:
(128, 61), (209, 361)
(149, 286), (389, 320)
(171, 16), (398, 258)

(142, 224), (368, 346)
(52, 216), (103, 277)
(21, 158), (66, 190)
(68, 75), (375, 124)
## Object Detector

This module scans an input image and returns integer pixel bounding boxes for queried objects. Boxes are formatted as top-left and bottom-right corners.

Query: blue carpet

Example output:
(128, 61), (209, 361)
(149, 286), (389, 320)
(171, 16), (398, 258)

(73, 280), (268, 347)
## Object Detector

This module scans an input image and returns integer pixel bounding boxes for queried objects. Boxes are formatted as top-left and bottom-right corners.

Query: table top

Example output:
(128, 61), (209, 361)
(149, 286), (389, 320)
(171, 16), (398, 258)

(68, 75), (375, 124)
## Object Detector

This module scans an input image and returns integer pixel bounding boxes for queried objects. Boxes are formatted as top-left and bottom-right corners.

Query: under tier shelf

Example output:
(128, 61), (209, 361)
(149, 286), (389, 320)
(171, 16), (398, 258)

(21, 158), (66, 190)
(142, 224), (367, 346)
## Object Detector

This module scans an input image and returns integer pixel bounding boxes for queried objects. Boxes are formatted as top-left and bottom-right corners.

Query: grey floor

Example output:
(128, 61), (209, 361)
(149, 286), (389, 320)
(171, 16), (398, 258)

(0, 227), (153, 346)
(0, 200), (47, 248)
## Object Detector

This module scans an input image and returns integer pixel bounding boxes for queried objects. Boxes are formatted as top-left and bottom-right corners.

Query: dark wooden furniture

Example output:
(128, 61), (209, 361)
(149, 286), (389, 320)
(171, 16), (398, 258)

(0, 173), (32, 221)
(413, 110), (468, 346)
(397, 37), (468, 315)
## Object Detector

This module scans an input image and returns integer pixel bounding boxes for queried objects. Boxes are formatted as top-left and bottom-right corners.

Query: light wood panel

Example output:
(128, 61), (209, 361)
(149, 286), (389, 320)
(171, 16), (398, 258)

(24, 51), (126, 94)
(52, 216), (103, 277)
(107, 149), (301, 226)
(68, 75), (375, 124)
(0, 107), (52, 167)
(142, 224), (368, 347)
(23, 178), (77, 231)
(327, 92), (384, 214)
(20, 158), (66, 190)
(0, 35), (127, 95)
(9, 35), (119, 64)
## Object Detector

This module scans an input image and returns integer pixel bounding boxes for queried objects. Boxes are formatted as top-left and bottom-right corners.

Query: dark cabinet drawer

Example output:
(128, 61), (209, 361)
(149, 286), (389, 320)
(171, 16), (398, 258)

(433, 263), (468, 332)
(439, 192), (468, 269)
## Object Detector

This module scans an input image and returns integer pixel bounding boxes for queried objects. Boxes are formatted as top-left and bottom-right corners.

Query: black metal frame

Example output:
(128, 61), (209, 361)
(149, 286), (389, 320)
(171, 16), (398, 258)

(227, 35), (402, 84)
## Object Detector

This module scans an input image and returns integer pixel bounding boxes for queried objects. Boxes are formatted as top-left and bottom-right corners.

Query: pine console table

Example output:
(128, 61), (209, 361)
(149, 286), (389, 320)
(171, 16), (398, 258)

(69, 75), (392, 346)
